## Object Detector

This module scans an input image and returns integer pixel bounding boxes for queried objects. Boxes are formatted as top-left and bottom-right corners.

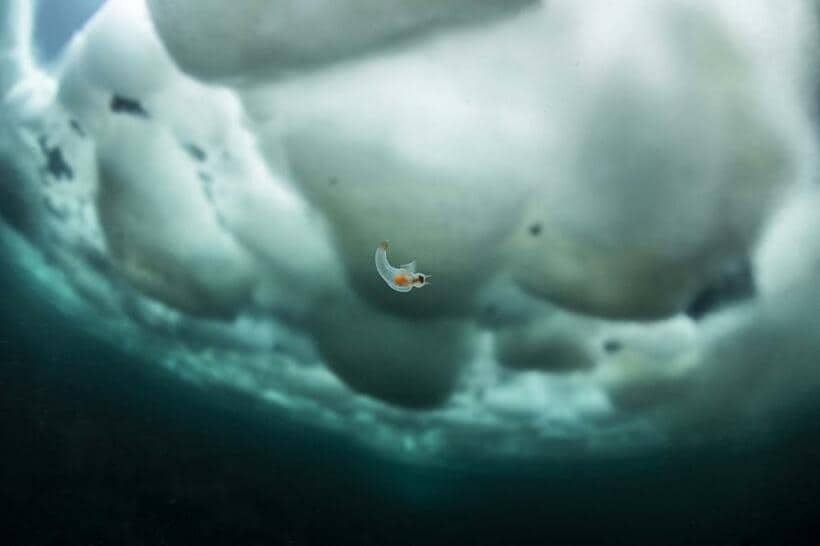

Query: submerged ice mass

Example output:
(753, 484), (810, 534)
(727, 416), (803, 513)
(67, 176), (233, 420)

(2, 0), (820, 460)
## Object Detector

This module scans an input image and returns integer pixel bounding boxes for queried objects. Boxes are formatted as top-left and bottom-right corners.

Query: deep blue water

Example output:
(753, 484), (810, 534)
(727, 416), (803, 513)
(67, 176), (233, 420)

(33, 0), (105, 63)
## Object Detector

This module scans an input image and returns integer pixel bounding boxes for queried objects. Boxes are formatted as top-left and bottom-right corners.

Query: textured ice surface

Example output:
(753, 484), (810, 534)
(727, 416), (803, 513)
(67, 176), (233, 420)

(2, 0), (820, 461)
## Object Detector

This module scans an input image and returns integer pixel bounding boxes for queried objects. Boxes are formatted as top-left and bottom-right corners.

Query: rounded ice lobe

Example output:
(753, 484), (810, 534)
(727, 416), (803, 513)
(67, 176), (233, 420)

(494, 312), (597, 373)
(506, 0), (814, 319)
(73, 0), (174, 98)
(309, 293), (475, 408)
(96, 119), (256, 318)
(55, 0), (178, 135)
(145, 0), (537, 83)
(754, 188), (820, 298)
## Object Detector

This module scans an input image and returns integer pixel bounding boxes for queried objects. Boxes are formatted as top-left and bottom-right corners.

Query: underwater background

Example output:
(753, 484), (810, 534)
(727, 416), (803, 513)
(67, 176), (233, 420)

(4, 252), (820, 545)
(3, 0), (820, 544)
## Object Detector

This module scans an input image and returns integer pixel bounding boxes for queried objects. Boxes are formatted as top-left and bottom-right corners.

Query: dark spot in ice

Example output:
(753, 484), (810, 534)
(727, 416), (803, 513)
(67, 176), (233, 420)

(328, 176), (339, 186)
(485, 304), (498, 317)
(529, 222), (542, 236)
(685, 258), (755, 320)
(603, 339), (622, 353)
(183, 143), (207, 162)
(198, 172), (212, 183)
(110, 95), (149, 118)
(38, 137), (74, 180)
(69, 119), (85, 138)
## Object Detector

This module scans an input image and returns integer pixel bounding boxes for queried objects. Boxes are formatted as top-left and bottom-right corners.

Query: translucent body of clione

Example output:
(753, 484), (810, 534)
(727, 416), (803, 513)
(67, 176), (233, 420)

(374, 241), (430, 293)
